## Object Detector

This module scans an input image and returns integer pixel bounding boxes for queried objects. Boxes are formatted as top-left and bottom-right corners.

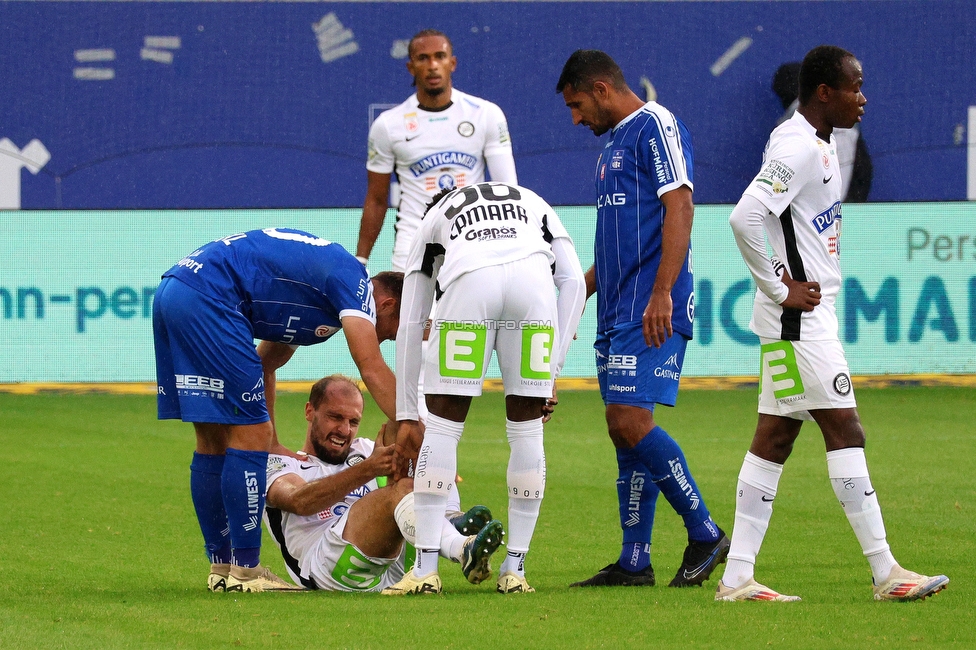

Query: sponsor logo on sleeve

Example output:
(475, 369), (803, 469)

(648, 137), (674, 185)
(754, 159), (794, 196)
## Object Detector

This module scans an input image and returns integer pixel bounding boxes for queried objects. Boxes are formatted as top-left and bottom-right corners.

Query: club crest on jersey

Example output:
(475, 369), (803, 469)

(438, 174), (456, 190)
(610, 149), (624, 170)
(457, 121), (475, 137)
(812, 201), (842, 234)
(409, 151), (477, 177)
(404, 112), (419, 133)
(818, 140), (831, 168)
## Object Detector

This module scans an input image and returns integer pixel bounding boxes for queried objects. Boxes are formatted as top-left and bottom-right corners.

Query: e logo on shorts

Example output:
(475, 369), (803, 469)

(520, 325), (554, 379)
(332, 544), (387, 590)
(760, 341), (805, 399)
(440, 323), (487, 378)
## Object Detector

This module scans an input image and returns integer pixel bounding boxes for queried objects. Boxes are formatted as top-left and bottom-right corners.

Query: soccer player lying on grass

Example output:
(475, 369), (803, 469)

(232, 375), (505, 593)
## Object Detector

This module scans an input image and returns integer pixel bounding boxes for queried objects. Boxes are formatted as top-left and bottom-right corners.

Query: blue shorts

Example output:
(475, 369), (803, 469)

(595, 321), (689, 410)
(153, 276), (270, 425)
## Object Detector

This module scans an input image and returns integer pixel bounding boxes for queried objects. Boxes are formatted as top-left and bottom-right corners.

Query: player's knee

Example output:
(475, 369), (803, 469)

(393, 491), (416, 544)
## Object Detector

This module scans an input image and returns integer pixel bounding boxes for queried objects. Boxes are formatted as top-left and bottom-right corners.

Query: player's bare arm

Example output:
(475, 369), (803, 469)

(583, 265), (597, 300)
(341, 315), (397, 421)
(356, 171), (393, 261)
(257, 340), (298, 455)
(267, 444), (395, 517)
(644, 186), (693, 348)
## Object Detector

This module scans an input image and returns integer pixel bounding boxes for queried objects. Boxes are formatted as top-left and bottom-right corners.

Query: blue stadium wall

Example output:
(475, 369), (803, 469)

(2, 0), (974, 209)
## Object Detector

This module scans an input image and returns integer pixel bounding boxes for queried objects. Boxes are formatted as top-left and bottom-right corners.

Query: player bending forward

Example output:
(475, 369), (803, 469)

(256, 375), (505, 593)
(385, 182), (586, 595)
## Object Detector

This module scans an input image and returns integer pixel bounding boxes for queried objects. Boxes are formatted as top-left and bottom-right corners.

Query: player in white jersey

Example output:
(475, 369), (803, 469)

(356, 29), (517, 272)
(720, 45), (947, 603)
(381, 183), (586, 596)
(262, 375), (505, 592)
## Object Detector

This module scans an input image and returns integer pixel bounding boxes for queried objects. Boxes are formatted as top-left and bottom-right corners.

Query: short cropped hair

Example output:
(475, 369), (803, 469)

(308, 374), (362, 409)
(556, 49), (628, 93)
(408, 29), (453, 58)
(370, 271), (404, 316)
(798, 45), (854, 105)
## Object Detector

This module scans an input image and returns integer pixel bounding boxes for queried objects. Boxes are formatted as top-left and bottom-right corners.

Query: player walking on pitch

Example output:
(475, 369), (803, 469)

(383, 182), (586, 595)
(558, 50), (729, 589)
(720, 45), (948, 602)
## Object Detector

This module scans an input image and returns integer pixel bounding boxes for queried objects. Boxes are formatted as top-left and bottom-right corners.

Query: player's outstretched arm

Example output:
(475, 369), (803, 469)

(257, 340), (298, 455)
(342, 315), (397, 421)
(356, 171), (392, 262)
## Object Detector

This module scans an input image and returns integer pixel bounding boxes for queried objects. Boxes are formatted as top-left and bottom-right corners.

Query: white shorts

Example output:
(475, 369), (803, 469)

(305, 509), (401, 592)
(425, 253), (558, 398)
(757, 338), (857, 420)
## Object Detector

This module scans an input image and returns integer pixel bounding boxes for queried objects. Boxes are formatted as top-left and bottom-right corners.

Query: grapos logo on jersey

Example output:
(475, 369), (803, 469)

(597, 192), (626, 208)
(241, 377), (265, 402)
(812, 201), (842, 234)
(466, 225), (518, 242)
(408, 151), (477, 177)
(648, 137), (675, 185)
(607, 354), (637, 370)
(176, 374), (224, 394)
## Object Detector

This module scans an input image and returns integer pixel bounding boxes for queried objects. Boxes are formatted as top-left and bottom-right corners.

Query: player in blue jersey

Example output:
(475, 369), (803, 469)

(558, 51), (729, 588)
(152, 227), (403, 593)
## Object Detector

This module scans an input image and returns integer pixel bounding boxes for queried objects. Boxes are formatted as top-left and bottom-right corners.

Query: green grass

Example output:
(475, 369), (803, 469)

(0, 387), (971, 649)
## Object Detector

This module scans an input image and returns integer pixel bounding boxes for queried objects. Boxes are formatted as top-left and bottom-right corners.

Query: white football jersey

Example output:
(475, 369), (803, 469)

(367, 90), (515, 269)
(263, 439), (380, 586)
(404, 182), (570, 291)
(742, 111), (844, 340)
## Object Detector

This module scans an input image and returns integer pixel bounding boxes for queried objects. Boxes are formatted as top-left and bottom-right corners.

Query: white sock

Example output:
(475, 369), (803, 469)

(722, 452), (783, 589)
(440, 517), (466, 562)
(502, 418), (546, 576)
(826, 448), (897, 584)
(412, 414), (463, 578)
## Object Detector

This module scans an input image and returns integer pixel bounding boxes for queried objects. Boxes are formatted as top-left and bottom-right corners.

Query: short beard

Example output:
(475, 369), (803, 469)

(425, 86), (445, 97)
(310, 439), (349, 465)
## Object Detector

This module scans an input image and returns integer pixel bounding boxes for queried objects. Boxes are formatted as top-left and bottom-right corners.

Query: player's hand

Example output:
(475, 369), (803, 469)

(779, 274), (821, 311)
(366, 436), (396, 478)
(643, 290), (673, 348)
(542, 385), (558, 423)
(393, 420), (424, 481)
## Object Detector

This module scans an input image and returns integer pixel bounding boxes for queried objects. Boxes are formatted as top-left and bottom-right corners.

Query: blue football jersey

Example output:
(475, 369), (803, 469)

(163, 228), (374, 346)
(593, 102), (695, 339)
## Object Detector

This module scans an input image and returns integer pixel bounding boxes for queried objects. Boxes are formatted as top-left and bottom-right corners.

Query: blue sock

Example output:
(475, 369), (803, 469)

(631, 427), (717, 540)
(222, 448), (269, 568)
(189, 452), (232, 564)
(615, 447), (658, 571)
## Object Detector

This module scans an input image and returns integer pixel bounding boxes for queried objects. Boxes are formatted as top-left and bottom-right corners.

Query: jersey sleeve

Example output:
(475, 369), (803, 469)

(266, 454), (301, 487)
(366, 113), (395, 175)
(743, 131), (813, 217)
(482, 101), (514, 159)
(637, 110), (693, 198)
(325, 253), (376, 323)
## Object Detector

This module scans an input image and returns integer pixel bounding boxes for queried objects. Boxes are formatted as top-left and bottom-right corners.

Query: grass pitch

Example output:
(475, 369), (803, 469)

(0, 387), (971, 649)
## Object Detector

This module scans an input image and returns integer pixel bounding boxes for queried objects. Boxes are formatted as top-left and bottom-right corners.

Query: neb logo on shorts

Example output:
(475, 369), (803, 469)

(607, 355), (638, 370)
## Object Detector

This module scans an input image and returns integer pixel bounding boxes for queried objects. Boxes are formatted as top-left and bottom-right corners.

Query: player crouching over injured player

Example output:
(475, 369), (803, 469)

(228, 375), (505, 593)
